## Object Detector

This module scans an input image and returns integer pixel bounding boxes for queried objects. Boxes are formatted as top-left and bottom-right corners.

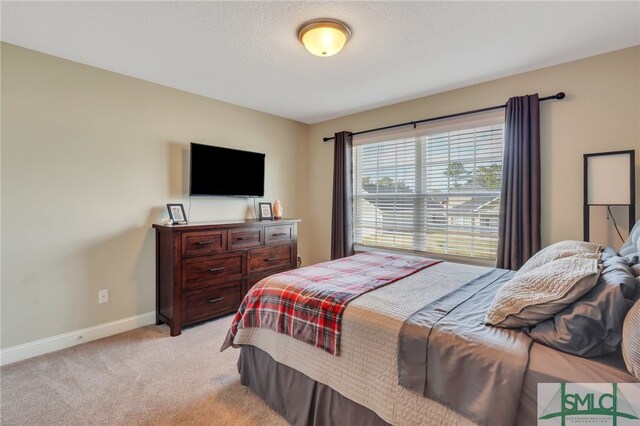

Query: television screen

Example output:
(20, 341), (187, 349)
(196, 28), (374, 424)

(190, 143), (265, 197)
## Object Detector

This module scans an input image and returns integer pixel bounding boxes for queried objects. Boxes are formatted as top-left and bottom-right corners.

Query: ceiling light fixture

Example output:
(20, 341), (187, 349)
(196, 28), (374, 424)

(297, 19), (351, 57)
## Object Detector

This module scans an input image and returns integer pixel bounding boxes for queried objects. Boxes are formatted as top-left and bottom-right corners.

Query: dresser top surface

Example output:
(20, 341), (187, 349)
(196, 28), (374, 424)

(153, 218), (300, 231)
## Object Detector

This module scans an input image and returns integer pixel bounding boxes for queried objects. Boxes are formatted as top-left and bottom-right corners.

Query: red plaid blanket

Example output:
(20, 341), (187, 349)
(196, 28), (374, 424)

(221, 252), (440, 355)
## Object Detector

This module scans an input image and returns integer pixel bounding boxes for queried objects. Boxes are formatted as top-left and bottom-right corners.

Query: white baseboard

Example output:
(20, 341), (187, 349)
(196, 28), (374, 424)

(0, 312), (156, 366)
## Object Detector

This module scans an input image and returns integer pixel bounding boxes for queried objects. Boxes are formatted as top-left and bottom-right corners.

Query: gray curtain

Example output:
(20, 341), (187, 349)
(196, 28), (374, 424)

(497, 94), (541, 270)
(331, 131), (354, 260)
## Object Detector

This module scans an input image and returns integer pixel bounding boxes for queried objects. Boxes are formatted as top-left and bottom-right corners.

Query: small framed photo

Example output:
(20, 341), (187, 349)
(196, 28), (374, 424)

(258, 202), (273, 220)
(167, 203), (188, 224)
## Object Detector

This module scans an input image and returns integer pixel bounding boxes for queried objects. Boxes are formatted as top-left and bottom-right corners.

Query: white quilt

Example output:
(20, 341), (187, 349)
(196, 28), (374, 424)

(233, 261), (487, 425)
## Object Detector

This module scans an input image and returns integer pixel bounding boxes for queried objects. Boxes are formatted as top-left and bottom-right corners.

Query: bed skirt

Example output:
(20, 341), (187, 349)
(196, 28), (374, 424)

(238, 345), (390, 426)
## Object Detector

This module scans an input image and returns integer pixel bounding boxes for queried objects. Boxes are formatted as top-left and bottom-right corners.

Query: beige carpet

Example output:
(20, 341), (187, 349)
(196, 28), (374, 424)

(0, 316), (289, 426)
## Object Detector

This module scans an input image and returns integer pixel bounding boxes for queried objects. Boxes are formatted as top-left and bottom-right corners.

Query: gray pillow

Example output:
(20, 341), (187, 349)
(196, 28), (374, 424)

(601, 246), (619, 259)
(619, 219), (640, 258)
(526, 254), (636, 357)
(622, 299), (640, 380)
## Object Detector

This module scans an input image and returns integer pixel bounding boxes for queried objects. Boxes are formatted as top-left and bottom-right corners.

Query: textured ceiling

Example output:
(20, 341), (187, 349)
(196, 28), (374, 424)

(1, 1), (639, 124)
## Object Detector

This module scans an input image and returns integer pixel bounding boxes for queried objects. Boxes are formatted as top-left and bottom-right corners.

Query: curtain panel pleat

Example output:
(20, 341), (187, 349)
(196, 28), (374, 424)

(331, 131), (355, 260)
(497, 94), (541, 270)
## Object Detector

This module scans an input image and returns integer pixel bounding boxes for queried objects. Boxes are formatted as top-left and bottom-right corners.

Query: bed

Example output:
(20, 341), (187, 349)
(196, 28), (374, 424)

(222, 245), (640, 426)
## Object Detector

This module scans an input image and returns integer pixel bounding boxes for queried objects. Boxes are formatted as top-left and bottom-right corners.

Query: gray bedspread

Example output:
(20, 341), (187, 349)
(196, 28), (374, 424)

(398, 268), (533, 426)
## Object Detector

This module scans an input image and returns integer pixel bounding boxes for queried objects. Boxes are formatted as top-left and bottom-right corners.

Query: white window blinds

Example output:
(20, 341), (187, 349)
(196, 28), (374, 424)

(352, 115), (504, 261)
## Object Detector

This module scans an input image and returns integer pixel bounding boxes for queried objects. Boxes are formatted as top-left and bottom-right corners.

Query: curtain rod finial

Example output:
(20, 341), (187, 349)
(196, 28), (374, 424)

(556, 92), (566, 100)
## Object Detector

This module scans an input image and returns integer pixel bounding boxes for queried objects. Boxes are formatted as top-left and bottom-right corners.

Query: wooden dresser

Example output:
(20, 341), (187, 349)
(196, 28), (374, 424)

(153, 218), (300, 336)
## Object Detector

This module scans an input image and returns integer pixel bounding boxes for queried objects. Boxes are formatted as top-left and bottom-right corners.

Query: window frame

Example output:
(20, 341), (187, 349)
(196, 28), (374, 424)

(351, 111), (505, 266)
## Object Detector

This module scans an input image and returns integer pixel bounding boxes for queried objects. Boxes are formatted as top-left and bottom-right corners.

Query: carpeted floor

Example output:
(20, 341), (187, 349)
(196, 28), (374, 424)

(0, 316), (289, 425)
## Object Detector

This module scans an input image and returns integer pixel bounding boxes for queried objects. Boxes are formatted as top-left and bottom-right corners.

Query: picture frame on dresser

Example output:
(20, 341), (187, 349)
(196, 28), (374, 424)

(258, 202), (273, 220)
(167, 203), (188, 224)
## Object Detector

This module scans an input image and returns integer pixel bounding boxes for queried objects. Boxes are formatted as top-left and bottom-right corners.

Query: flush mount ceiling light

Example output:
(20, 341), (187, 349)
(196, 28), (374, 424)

(297, 19), (351, 57)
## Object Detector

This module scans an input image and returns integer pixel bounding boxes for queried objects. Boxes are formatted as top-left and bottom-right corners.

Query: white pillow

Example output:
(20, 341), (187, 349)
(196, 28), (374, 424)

(516, 240), (601, 276)
(622, 299), (640, 380)
(486, 256), (601, 328)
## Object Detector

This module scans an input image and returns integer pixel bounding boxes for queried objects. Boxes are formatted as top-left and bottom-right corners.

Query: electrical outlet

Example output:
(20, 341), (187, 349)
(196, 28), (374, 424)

(98, 289), (109, 304)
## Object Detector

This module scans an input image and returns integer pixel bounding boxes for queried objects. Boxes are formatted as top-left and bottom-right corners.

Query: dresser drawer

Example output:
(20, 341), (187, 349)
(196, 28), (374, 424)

(182, 230), (227, 257)
(248, 245), (293, 275)
(182, 281), (242, 324)
(183, 253), (243, 290)
(229, 227), (262, 250)
(265, 225), (293, 245)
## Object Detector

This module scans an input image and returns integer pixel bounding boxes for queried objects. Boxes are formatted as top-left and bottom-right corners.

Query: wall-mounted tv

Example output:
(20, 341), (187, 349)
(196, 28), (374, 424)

(189, 143), (265, 197)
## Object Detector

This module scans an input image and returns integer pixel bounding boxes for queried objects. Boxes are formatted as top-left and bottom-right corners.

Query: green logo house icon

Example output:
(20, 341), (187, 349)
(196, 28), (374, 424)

(539, 383), (639, 425)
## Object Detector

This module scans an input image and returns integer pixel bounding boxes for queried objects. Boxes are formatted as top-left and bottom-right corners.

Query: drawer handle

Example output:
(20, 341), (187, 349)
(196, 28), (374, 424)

(272, 233), (287, 237)
(266, 257), (278, 262)
(196, 241), (215, 245)
(208, 267), (226, 272)
(208, 297), (225, 303)
(238, 236), (254, 241)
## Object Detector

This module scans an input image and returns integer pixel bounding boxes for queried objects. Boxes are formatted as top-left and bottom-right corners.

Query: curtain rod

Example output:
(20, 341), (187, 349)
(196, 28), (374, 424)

(322, 92), (566, 142)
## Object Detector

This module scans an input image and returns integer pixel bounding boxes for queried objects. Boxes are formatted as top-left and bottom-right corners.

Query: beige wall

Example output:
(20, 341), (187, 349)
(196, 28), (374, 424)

(2, 42), (639, 350)
(0, 43), (309, 348)
(307, 46), (640, 265)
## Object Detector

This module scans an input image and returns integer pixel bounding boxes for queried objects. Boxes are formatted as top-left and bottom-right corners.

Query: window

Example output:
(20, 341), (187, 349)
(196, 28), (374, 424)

(352, 116), (504, 261)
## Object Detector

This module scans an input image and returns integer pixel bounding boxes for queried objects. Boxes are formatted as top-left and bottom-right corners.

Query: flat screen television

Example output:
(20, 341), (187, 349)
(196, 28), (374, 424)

(190, 143), (265, 197)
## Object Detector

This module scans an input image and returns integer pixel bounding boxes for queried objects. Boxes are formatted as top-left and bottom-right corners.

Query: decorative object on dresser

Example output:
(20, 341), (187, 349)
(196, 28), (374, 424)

(153, 218), (299, 336)
(272, 199), (283, 220)
(258, 202), (273, 220)
(166, 203), (188, 224)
